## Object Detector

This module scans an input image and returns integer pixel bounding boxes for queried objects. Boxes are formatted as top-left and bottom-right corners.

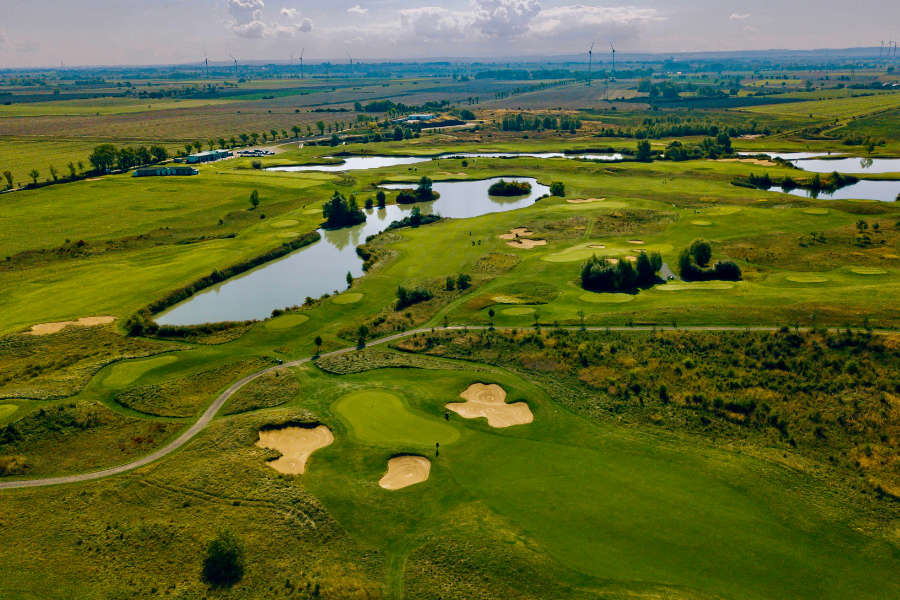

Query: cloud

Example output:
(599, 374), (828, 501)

(399, 6), (470, 41)
(729, 13), (750, 20)
(347, 4), (368, 16)
(227, 0), (267, 38)
(473, 0), (541, 37)
(227, 1), (311, 39)
(529, 5), (661, 38)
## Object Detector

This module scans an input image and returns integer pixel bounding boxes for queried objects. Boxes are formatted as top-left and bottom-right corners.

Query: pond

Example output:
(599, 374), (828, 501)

(774, 179), (900, 202)
(155, 177), (549, 325)
(739, 152), (900, 173)
(266, 152), (622, 172)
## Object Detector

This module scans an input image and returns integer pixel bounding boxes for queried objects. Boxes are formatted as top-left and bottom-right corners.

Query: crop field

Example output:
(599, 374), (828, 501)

(2, 65), (900, 599)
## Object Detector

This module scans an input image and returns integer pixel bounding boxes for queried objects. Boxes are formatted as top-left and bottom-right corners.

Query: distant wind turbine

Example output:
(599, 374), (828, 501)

(299, 48), (305, 79)
(230, 55), (238, 78)
(587, 41), (595, 87)
(610, 42), (616, 82)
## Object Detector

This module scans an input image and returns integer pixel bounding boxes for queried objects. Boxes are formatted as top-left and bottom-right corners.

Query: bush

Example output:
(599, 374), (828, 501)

(202, 530), (244, 587)
(251, 160), (262, 169)
(549, 181), (565, 197)
(488, 179), (532, 196)
(679, 240), (742, 282)
(581, 252), (661, 292)
(396, 286), (433, 310)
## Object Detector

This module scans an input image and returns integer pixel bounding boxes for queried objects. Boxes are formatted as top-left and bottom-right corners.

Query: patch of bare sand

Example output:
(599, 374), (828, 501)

(588, 244), (606, 249)
(627, 240), (645, 245)
(446, 383), (533, 428)
(567, 197), (606, 204)
(719, 158), (776, 167)
(379, 455), (431, 490)
(255, 425), (333, 474)
(499, 227), (534, 240)
(84, 177), (102, 182)
(507, 238), (547, 249)
(27, 316), (115, 336)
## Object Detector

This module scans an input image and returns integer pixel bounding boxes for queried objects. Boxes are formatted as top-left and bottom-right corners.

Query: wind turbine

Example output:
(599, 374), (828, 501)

(346, 50), (353, 77)
(610, 42), (616, 82)
(230, 55), (239, 79)
(880, 40), (885, 58)
(203, 54), (210, 79)
(587, 41), (595, 87)
(299, 48), (305, 79)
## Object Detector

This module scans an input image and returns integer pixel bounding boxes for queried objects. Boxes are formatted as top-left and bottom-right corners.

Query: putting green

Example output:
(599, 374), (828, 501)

(102, 354), (179, 388)
(803, 208), (829, 215)
(303, 207), (322, 215)
(579, 292), (635, 304)
(333, 292), (363, 304)
(503, 307), (536, 316)
(333, 390), (459, 446)
(656, 282), (736, 291)
(271, 219), (299, 228)
(0, 404), (17, 420)
(786, 274), (829, 283)
(277, 231), (299, 238)
(691, 220), (713, 226)
(264, 313), (309, 329)
(850, 267), (888, 275)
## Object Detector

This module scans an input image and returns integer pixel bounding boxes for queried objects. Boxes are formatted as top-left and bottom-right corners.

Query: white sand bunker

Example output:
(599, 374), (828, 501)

(499, 227), (534, 240)
(627, 240), (645, 245)
(27, 316), (115, 336)
(446, 383), (533, 428)
(567, 197), (606, 204)
(507, 238), (547, 249)
(379, 455), (431, 490)
(255, 425), (334, 474)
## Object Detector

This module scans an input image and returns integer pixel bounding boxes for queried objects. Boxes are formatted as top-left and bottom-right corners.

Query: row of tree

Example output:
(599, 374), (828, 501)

(500, 113), (582, 132)
(89, 143), (169, 173)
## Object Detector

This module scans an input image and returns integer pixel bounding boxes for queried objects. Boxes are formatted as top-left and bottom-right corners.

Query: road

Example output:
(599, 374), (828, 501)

(0, 324), (889, 490)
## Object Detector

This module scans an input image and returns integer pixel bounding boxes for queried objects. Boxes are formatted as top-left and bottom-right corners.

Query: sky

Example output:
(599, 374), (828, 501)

(1, 0), (898, 68)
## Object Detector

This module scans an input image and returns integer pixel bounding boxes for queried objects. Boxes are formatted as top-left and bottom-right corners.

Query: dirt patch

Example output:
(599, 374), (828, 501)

(446, 383), (533, 428)
(379, 455), (431, 490)
(498, 227), (534, 240)
(255, 425), (334, 474)
(627, 240), (645, 245)
(506, 238), (547, 249)
(84, 177), (102, 182)
(27, 316), (115, 336)
(588, 244), (606, 249)
(567, 197), (606, 204)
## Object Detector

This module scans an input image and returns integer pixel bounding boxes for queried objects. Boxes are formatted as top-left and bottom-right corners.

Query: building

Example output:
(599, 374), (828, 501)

(185, 149), (233, 164)
(133, 166), (198, 177)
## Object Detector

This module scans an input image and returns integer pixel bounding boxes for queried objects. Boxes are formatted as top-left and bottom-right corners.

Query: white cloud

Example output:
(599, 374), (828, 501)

(399, 6), (470, 41)
(227, 1), (311, 39)
(473, 0), (541, 37)
(529, 5), (661, 38)
(730, 13), (750, 20)
(347, 4), (368, 16)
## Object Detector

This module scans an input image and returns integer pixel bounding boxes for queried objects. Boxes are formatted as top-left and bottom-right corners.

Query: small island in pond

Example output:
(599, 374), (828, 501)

(488, 179), (532, 196)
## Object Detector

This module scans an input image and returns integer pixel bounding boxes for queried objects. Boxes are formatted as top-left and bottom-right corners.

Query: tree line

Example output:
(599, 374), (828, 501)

(581, 252), (663, 293)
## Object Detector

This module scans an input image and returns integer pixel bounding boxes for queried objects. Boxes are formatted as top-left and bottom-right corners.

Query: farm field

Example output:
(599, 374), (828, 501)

(2, 61), (900, 600)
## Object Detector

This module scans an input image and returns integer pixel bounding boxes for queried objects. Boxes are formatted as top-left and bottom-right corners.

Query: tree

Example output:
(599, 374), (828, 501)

(316, 121), (326, 135)
(48, 165), (58, 181)
(184, 143), (194, 155)
(456, 273), (471, 290)
(207, 139), (215, 151)
(550, 181), (565, 197)
(89, 144), (118, 173)
(346, 271), (353, 287)
(249, 189), (260, 210)
(270, 129), (278, 141)
(239, 133), (249, 145)
(376, 190), (386, 208)
(250, 133), (259, 145)
(636, 140), (652, 162)
(150, 145), (168, 163)
(488, 308), (495, 330)
(3, 170), (13, 189)
(314, 335), (323, 357)
(218, 138), (227, 149)
(415, 176), (435, 201)
(77, 161), (85, 174)
(445, 276), (455, 291)
(357, 325), (369, 348)
(202, 530), (244, 588)
(28, 169), (40, 185)
(67, 162), (77, 178)
(322, 190), (366, 229)
(689, 239), (712, 268)
(193, 141), (203, 153)
(291, 125), (301, 138)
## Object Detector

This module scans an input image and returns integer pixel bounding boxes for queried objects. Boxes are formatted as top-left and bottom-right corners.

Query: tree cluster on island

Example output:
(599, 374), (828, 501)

(386, 206), (441, 230)
(488, 179), (532, 196)
(322, 191), (366, 229)
(395, 176), (439, 204)
(678, 239), (742, 281)
(581, 252), (663, 293)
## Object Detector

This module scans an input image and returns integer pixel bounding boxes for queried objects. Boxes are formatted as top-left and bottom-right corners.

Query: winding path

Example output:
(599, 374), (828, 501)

(0, 324), (889, 490)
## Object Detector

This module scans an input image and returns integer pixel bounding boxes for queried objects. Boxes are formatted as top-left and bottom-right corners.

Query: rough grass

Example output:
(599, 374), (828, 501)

(0, 325), (175, 400)
(223, 366), (299, 415)
(114, 357), (274, 417)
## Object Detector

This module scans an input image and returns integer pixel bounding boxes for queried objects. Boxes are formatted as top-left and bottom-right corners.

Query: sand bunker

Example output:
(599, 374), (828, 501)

(379, 455), (431, 490)
(255, 425), (334, 474)
(691, 220), (712, 226)
(719, 158), (776, 167)
(446, 383), (533, 428)
(27, 316), (115, 336)
(588, 244), (606, 249)
(627, 240), (645, 245)
(507, 238), (547, 249)
(567, 197), (606, 204)
(499, 227), (535, 240)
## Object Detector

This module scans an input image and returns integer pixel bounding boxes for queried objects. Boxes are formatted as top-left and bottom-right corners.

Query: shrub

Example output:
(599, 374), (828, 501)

(488, 179), (532, 196)
(549, 181), (565, 197)
(679, 240), (742, 282)
(581, 252), (661, 292)
(251, 160), (262, 169)
(396, 286), (433, 310)
(202, 530), (244, 587)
